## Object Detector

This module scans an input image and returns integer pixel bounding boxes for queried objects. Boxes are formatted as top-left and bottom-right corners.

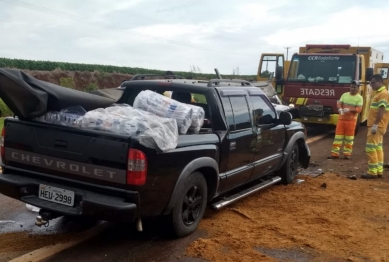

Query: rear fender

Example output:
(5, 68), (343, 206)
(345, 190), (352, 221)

(162, 157), (219, 215)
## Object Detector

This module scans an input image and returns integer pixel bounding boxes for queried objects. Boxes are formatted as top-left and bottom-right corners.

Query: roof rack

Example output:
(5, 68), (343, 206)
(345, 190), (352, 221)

(207, 79), (252, 87)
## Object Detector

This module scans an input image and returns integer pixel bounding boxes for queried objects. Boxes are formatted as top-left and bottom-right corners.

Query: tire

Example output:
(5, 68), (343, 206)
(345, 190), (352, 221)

(278, 143), (299, 185)
(168, 171), (207, 238)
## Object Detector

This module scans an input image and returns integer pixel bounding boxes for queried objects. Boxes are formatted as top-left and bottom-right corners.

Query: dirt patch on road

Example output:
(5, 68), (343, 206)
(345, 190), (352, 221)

(0, 231), (80, 262)
(187, 127), (389, 262)
(0, 215), (102, 262)
(187, 173), (389, 261)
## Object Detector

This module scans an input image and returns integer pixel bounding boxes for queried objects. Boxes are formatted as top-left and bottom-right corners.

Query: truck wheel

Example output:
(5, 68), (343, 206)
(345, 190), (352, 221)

(168, 172), (207, 238)
(278, 143), (299, 185)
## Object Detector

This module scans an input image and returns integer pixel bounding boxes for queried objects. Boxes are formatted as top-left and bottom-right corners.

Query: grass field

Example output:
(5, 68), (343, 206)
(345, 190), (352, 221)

(0, 117), (4, 130)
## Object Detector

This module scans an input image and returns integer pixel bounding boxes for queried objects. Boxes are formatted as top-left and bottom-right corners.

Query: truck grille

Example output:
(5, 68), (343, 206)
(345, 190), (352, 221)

(299, 105), (333, 118)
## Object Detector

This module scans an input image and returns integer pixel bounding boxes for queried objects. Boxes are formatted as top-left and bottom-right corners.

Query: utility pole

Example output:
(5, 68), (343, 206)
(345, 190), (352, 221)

(284, 47), (291, 60)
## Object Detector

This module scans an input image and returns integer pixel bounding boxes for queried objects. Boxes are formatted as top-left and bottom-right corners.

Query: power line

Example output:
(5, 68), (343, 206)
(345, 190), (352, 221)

(0, 0), (254, 57)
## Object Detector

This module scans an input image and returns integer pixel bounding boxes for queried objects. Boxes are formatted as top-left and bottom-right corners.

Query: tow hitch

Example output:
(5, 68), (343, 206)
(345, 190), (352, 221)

(35, 210), (61, 227)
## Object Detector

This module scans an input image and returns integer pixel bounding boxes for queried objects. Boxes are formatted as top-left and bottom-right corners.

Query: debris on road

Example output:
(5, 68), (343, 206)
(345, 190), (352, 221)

(26, 204), (40, 212)
(0, 220), (15, 224)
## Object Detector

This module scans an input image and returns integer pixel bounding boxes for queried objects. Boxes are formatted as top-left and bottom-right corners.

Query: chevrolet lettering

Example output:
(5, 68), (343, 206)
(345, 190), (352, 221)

(0, 70), (311, 238)
(5, 148), (126, 184)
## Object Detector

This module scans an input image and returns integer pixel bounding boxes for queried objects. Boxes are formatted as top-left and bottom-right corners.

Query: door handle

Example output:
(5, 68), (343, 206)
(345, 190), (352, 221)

(230, 141), (236, 150)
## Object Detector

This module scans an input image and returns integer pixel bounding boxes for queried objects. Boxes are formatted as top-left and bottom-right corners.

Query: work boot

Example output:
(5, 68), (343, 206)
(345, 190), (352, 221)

(344, 156), (351, 160)
(361, 174), (378, 179)
(327, 155), (339, 159)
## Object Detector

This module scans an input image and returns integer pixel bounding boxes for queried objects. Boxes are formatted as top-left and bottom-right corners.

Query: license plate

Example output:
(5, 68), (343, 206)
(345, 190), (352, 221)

(307, 105), (323, 111)
(39, 184), (75, 207)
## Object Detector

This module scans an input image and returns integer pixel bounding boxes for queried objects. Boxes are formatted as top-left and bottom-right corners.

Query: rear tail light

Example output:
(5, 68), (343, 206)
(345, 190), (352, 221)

(1, 127), (5, 161)
(127, 149), (147, 186)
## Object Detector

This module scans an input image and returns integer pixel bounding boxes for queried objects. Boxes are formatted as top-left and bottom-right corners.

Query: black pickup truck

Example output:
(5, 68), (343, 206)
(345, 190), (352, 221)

(0, 75), (310, 238)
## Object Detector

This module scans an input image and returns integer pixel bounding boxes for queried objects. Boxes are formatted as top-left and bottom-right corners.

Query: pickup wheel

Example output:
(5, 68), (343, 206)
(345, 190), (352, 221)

(168, 171), (207, 238)
(278, 143), (299, 185)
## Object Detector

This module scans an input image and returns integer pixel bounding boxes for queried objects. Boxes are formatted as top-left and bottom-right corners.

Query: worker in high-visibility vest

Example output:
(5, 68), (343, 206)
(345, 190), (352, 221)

(328, 80), (363, 160)
(362, 74), (389, 179)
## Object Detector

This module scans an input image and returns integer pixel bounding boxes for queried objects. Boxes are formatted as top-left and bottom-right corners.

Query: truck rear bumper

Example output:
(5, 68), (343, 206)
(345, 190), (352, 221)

(0, 173), (138, 223)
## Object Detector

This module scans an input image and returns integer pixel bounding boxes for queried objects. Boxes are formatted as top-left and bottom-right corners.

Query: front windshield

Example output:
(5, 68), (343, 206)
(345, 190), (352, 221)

(287, 55), (356, 83)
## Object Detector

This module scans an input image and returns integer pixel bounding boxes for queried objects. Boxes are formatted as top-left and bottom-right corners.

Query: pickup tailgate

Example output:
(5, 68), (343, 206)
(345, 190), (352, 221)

(2, 119), (130, 187)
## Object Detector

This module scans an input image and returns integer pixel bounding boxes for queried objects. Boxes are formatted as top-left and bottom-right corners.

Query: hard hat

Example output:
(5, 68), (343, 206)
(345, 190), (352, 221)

(351, 80), (360, 86)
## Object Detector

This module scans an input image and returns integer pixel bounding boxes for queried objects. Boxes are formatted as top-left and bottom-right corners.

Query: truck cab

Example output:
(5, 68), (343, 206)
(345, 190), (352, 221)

(274, 44), (389, 128)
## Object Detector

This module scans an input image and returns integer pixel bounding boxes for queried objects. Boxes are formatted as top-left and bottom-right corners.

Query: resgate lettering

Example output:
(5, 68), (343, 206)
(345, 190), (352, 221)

(300, 88), (335, 96)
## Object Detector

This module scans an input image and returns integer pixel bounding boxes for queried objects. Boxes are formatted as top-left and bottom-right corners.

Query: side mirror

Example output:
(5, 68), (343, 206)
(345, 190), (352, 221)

(256, 114), (273, 125)
(275, 66), (283, 80)
(366, 67), (374, 82)
(277, 111), (292, 125)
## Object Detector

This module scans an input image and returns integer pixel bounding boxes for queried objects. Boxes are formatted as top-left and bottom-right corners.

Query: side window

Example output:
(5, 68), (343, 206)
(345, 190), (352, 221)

(250, 95), (276, 125)
(260, 55), (277, 78)
(277, 56), (284, 67)
(380, 68), (388, 79)
(221, 96), (235, 131)
(192, 93), (207, 104)
(229, 96), (252, 130)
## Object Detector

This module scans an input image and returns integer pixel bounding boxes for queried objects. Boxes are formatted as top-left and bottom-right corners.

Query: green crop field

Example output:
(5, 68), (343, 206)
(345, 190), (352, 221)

(0, 57), (256, 80)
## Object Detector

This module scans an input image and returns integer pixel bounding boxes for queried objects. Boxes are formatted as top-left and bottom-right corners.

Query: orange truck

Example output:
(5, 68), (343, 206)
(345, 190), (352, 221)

(262, 44), (389, 132)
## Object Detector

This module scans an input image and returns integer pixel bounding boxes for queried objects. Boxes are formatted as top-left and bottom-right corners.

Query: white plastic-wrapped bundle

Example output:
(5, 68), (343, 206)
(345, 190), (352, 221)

(75, 104), (178, 152)
(187, 104), (205, 133)
(34, 106), (87, 127)
(133, 90), (193, 134)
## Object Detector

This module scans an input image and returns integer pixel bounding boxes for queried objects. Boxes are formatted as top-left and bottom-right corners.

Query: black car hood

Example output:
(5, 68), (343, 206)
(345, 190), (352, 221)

(0, 69), (116, 119)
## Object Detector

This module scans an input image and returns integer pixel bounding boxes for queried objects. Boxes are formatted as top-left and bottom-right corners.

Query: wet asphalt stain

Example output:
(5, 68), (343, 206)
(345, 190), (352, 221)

(255, 247), (317, 262)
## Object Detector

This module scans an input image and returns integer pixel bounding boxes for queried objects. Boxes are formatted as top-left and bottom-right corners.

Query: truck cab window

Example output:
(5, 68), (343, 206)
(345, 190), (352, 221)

(287, 55), (357, 83)
(260, 55), (277, 79)
(278, 56), (284, 67)
(229, 96), (251, 130)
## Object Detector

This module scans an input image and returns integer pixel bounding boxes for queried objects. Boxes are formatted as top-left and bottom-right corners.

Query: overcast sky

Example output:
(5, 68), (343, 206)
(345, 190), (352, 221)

(0, 0), (388, 75)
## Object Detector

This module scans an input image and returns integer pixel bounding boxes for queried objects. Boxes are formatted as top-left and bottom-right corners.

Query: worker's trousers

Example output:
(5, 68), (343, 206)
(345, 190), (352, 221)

(331, 119), (357, 157)
(366, 127), (385, 176)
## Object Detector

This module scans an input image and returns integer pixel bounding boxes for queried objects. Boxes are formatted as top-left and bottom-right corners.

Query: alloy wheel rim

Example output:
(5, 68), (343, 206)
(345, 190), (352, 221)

(182, 185), (203, 226)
